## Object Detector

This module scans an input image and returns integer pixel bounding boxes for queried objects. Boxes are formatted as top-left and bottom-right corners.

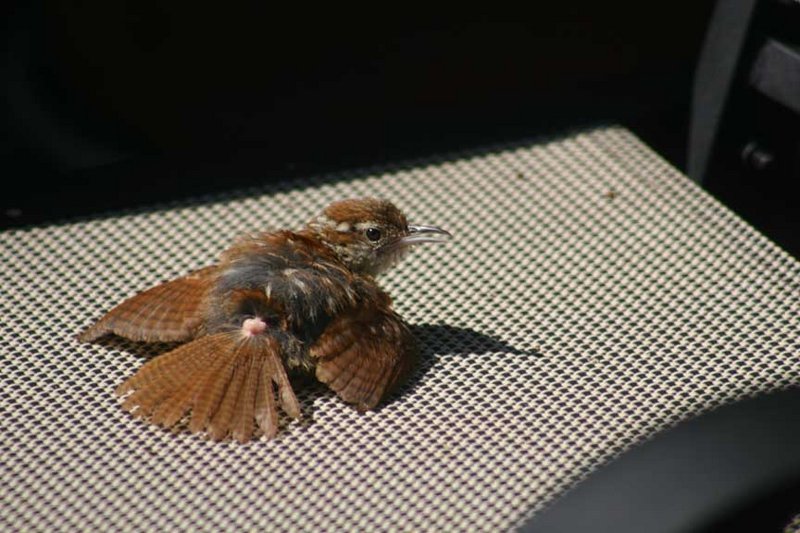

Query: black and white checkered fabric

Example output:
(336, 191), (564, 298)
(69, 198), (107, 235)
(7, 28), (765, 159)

(3, 126), (800, 531)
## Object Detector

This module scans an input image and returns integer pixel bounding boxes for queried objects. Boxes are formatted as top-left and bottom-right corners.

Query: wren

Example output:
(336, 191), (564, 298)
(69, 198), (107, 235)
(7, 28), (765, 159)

(78, 198), (452, 442)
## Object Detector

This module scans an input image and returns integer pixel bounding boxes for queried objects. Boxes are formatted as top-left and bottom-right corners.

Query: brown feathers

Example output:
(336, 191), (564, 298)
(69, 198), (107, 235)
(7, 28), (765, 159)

(78, 266), (217, 343)
(117, 332), (301, 442)
(79, 198), (450, 442)
(311, 307), (417, 412)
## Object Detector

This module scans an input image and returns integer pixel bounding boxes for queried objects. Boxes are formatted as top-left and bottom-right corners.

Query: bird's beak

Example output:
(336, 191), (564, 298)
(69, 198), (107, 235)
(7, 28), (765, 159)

(401, 224), (453, 245)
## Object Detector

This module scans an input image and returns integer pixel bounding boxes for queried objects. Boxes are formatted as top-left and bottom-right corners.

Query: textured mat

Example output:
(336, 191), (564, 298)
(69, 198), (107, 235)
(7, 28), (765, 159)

(3, 126), (800, 531)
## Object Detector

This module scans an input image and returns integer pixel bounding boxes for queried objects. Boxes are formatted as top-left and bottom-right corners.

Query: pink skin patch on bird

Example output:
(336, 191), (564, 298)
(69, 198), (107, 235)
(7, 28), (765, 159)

(241, 317), (267, 336)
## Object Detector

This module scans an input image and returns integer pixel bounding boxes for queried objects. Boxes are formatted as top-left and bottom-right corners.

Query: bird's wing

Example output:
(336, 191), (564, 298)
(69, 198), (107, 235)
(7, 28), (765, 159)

(116, 327), (301, 442)
(78, 266), (218, 343)
(310, 302), (418, 411)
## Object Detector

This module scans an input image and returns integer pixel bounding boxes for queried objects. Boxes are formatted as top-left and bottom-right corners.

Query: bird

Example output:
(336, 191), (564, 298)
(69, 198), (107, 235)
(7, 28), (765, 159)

(78, 198), (452, 442)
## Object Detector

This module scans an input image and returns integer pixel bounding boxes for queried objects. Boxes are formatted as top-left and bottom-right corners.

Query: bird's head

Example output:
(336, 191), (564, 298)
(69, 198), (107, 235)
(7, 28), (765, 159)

(307, 198), (452, 276)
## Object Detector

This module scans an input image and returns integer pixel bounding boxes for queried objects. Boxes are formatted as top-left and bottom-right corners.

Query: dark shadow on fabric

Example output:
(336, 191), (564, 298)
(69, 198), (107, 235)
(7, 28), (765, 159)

(412, 323), (538, 358)
(380, 322), (541, 408)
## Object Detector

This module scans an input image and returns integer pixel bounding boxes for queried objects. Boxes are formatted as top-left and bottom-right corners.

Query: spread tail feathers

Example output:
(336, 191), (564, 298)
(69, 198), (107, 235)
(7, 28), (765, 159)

(116, 330), (301, 442)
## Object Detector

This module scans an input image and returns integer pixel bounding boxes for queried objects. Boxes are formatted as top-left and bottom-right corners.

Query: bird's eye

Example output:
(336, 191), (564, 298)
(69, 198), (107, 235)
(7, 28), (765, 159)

(365, 228), (382, 241)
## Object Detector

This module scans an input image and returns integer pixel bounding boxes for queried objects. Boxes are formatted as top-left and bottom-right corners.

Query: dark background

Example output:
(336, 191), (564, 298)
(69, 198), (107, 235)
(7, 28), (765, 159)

(3, 2), (798, 257)
(5, 4), (711, 219)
